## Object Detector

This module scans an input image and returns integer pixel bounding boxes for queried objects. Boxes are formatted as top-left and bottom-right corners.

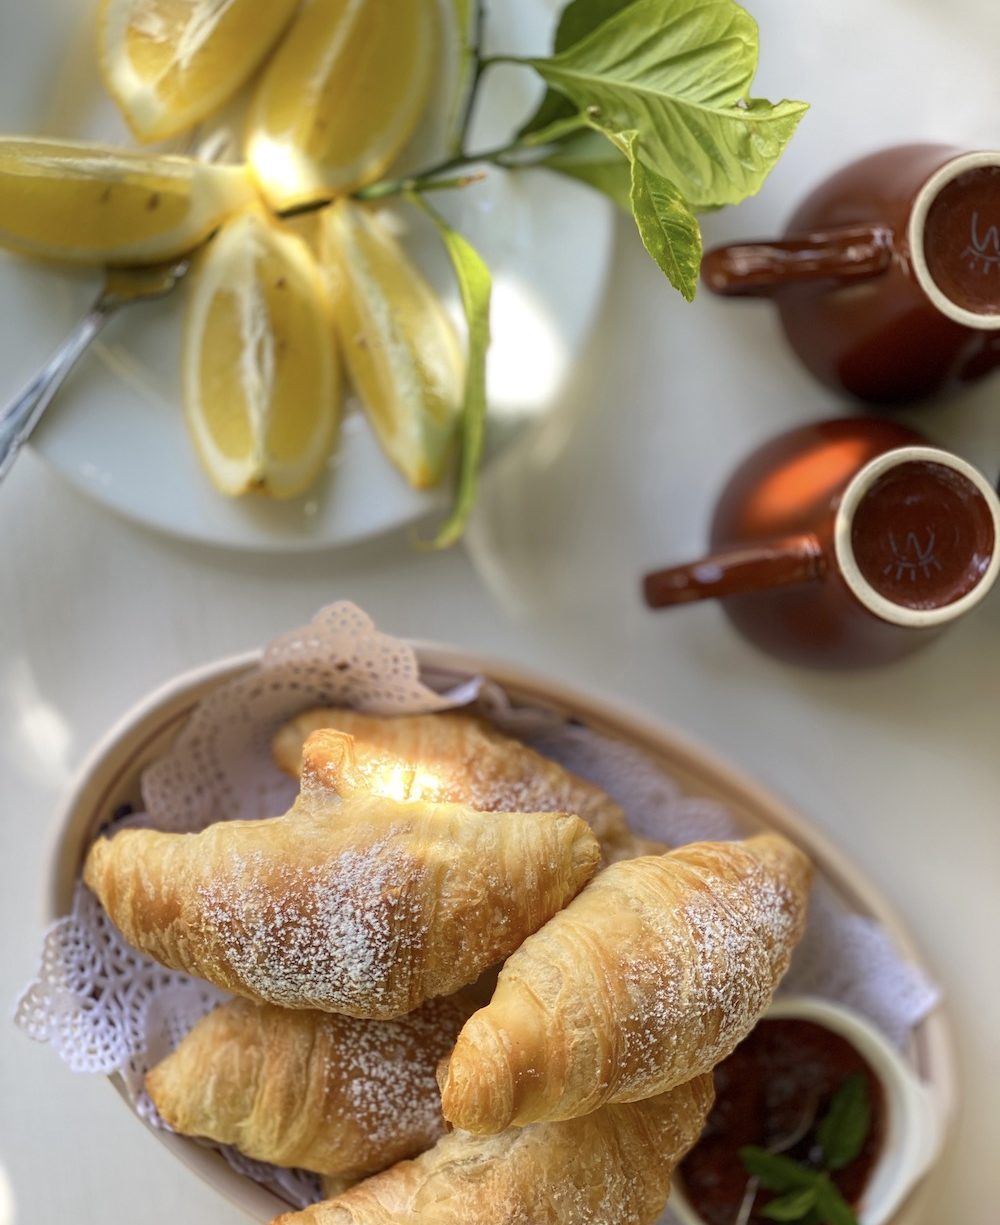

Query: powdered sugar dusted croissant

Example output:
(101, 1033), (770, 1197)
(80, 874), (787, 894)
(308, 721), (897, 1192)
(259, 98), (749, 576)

(271, 1074), (715, 1225)
(83, 730), (600, 1018)
(146, 993), (473, 1180)
(272, 709), (642, 863)
(440, 835), (811, 1133)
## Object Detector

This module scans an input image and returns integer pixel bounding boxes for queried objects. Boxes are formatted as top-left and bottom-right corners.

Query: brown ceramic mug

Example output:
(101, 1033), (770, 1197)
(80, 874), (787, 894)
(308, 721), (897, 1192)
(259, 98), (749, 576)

(702, 145), (1000, 403)
(643, 418), (1000, 668)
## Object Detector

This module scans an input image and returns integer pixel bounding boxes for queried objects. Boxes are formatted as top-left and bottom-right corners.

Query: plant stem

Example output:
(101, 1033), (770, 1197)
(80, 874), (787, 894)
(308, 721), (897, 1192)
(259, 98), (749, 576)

(356, 139), (525, 201)
(452, 0), (488, 157)
(355, 171), (486, 202)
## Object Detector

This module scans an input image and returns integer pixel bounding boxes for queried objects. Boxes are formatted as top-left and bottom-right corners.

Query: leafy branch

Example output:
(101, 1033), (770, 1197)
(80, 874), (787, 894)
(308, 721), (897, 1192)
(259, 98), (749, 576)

(739, 1075), (871, 1225)
(368, 0), (806, 301)
(352, 0), (806, 542)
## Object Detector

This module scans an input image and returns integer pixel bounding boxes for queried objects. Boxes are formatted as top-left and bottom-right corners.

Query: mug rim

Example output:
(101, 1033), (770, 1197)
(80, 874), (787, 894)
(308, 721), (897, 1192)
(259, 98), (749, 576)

(834, 445), (1000, 628)
(909, 150), (1000, 329)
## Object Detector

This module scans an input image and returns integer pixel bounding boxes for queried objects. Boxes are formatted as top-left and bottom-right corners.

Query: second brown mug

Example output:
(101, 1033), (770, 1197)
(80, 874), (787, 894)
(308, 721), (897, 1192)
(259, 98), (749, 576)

(702, 144), (1000, 404)
(643, 418), (1000, 669)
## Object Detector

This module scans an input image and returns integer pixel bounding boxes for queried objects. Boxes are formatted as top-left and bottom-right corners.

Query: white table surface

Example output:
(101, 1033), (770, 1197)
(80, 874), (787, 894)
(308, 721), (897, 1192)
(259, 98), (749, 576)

(2, 2), (1000, 1222)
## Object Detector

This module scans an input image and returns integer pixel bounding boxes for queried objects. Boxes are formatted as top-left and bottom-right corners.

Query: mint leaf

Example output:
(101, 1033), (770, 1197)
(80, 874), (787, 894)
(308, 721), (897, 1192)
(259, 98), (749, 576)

(539, 129), (632, 210)
(817, 1075), (870, 1172)
(627, 135), (701, 299)
(815, 1181), (860, 1225)
(524, 0), (807, 208)
(739, 1149), (818, 1194)
(409, 195), (492, 548)
(519, 0), (636, 137)
(760, 1187), (820, 1221)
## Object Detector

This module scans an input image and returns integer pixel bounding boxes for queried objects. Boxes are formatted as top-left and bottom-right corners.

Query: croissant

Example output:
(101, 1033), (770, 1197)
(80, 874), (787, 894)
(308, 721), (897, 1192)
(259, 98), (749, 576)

(441, 835), (811, 1133)
(84, 730), (599, 1018)
(271, 1074), (714, 1225)
(146, 993), (472, 1180)
(272, 709), (642, 862)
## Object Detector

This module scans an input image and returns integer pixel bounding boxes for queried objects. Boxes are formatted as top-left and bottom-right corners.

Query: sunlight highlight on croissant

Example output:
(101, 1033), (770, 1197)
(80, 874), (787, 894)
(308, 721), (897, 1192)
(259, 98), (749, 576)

(370, 762), (449, 802)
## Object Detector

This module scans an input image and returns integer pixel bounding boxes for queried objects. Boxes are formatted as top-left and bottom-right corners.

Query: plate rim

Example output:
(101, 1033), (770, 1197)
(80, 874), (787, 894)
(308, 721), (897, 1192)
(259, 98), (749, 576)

(10, 0), (616, 553)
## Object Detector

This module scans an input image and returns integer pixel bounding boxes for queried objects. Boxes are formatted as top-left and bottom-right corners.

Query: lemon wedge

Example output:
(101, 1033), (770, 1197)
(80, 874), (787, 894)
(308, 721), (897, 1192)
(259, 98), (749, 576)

(322, 199), (462, 488)
(183, 209), (341, 498)
(0, 137), (254, 265)
(98, 0), (301, 143)
(246, 0), (438, 210)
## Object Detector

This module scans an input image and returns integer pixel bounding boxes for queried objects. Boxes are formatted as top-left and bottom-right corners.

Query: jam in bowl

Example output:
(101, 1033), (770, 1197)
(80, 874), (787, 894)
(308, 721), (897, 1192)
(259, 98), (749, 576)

(670, 997), (942, 1225)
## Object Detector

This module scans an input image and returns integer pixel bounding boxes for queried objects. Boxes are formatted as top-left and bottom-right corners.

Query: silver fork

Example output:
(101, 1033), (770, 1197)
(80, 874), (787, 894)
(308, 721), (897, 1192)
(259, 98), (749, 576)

(0, 256), (191, 482)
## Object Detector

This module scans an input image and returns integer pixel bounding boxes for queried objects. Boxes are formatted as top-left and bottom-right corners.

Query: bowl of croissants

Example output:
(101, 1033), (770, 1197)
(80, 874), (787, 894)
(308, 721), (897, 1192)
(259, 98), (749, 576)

(42, 638), (954, 1225)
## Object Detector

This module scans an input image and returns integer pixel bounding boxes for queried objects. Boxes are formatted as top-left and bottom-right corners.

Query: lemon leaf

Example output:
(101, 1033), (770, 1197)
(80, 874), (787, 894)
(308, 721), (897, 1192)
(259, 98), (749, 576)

(410, 195), (492, 548)
(518, 0), (636, 138)
(619, 128), (701, 299)
(522, 0), (807, 209)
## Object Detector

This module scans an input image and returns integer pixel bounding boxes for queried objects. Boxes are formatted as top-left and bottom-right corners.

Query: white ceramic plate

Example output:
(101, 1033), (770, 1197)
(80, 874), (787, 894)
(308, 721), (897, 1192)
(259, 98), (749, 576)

(0, 0), (613, 551)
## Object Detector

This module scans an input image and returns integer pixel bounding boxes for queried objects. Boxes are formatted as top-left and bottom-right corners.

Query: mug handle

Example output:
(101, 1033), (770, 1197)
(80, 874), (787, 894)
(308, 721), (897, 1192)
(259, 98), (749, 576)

(701, 224), (894, 297)
(643, 534), (825, 608)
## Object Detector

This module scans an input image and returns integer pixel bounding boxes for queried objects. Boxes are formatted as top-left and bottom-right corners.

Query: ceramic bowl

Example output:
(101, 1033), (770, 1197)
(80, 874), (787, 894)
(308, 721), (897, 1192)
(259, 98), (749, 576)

(669, 995), (944, 1225)
(45, 646), (956, 1223)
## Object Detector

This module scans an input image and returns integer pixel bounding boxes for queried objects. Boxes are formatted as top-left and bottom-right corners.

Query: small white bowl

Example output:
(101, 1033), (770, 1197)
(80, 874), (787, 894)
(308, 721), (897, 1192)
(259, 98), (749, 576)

(669, 995), (943, 1225)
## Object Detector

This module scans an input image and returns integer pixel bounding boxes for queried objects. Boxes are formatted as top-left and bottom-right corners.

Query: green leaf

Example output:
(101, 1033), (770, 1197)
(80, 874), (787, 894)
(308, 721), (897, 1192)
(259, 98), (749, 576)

(760, 1187), (820, 1222)
(518, 0), (637, 137)
(739, 1149), (818, 1194)
(817, 1075), (871, 1172)
(815, 1182), (860, 1225)
(538, 129), (632, 210)
(523, 0), (807, 209)
(409, 194), (492, 549)
(555, 0), (640, 52)
(627, 134), (701, 299)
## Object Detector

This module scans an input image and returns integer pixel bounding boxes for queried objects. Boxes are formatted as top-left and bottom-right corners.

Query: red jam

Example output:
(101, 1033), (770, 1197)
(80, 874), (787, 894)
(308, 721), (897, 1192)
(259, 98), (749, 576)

(678, 1019), (886, 1225)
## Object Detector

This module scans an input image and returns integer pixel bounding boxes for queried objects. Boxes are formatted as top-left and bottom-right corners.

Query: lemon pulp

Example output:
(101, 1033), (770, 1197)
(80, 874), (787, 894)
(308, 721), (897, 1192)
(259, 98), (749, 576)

(98, 0), (301, 141)
(322, 199), (462, 489)
(0, 138), (254, 265)
(246, 0), (438, 210)
(184, 208), (341, 498)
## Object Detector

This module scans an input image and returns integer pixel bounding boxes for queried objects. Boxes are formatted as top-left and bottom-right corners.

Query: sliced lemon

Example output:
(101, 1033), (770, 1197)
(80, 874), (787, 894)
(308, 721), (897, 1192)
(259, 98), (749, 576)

(97, 0), (301, 142)
(0, 137), (254, 265)
(246, 0), (438, 210)
(321, 199), (462, 488)
(183, 208), (341, 498)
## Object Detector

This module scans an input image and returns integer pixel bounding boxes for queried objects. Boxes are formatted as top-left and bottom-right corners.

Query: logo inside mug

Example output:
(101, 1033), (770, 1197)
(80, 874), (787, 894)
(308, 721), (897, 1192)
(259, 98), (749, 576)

(836, 448), (1000, 628)
(912, 153), (1000, 327)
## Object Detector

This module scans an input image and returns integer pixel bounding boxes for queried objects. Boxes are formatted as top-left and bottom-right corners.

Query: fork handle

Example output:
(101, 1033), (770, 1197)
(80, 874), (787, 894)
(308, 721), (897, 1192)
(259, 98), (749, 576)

(0, 300), (113, 482)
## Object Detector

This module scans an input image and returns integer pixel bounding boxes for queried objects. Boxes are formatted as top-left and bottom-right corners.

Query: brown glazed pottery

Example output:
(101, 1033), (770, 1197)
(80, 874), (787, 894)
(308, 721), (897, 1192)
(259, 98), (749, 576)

(642, 418), (1000, 668)
(702, 145), (1000, 403)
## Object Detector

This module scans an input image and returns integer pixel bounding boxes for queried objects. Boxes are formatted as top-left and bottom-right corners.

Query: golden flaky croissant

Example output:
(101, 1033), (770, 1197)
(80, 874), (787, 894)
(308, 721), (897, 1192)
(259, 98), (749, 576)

(84, 730), (599, 1018)
(441, 835), (812, 1133)
(272, 709), (643, 862)
(272, 1074), (714, 1225)
(146, 993), (473, 1180)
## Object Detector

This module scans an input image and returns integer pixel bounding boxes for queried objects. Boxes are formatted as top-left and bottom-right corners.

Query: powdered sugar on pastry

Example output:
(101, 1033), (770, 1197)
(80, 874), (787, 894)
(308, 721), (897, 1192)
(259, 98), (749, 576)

(145, 992), (474, 1180)
(82, 757), (600, 1018)
(270, 1075), (715, 1225)
(440, 834), (812, 1133)
(198, 840), (427, 1014)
